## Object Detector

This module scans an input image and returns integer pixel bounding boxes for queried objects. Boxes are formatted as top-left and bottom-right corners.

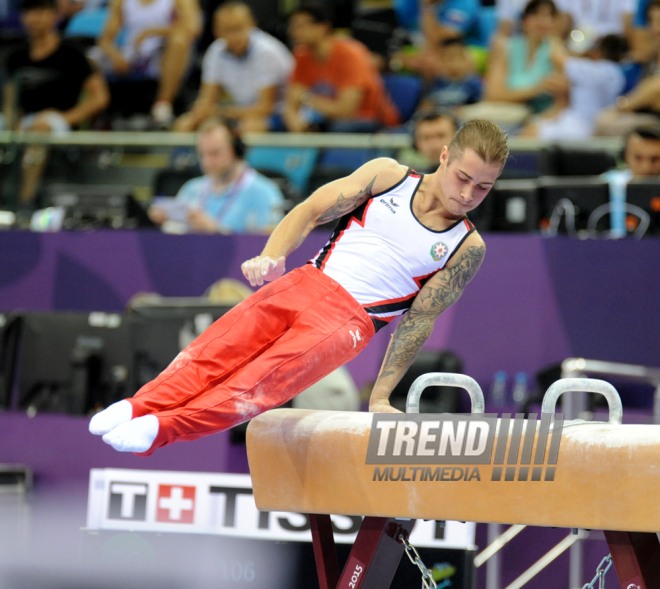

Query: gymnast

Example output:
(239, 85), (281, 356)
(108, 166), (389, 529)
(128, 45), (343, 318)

(89, 119), (509, 455)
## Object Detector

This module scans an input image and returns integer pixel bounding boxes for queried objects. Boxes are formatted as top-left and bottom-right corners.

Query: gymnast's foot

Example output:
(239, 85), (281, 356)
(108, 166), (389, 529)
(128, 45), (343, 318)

(102, 415), (159, 453)
(89, 400), (133, 435)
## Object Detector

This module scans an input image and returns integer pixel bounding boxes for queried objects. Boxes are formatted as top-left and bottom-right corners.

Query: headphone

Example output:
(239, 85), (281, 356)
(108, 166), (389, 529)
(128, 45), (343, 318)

(223, 118), (247, 159)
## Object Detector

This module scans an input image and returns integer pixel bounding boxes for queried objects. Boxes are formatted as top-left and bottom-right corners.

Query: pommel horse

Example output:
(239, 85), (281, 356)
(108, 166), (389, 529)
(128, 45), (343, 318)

(246, 375), (660, 589)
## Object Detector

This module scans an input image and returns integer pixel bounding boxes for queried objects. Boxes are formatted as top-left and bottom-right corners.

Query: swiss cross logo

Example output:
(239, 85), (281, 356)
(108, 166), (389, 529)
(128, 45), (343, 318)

(156, 485), (196, 523)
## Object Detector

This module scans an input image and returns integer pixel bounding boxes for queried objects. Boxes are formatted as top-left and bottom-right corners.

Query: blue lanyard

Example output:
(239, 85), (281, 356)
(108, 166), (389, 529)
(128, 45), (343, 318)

(200, 166), (251, 225)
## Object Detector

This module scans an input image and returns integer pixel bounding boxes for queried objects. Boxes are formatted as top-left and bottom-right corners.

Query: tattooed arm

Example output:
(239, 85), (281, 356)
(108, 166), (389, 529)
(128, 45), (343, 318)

(242, 158), (406, 286)
(369, 234), (486, 412)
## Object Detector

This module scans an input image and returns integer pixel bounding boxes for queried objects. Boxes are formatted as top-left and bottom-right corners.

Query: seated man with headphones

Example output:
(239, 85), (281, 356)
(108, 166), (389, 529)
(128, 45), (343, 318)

(148, 118), (286, 234)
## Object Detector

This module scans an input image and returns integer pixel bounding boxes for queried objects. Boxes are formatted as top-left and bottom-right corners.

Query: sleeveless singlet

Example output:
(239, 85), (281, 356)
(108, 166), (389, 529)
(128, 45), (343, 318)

(121, 0), (175, 65)
(310, 169), (476, 332)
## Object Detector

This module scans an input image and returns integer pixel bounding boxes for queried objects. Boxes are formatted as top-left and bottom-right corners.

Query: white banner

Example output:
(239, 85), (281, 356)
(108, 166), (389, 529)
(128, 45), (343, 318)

(87, 468), (475, 549)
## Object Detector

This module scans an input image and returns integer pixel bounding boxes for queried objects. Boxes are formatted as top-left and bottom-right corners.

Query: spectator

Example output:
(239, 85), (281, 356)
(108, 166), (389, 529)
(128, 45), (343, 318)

(392, 0), (482, 46)
(96, 0), (201, 126)
(600, 124), (660, 237)
(148, 118), (285, 234)
(4, 0), (109, 204)
(521, 35), (627, 140)
(174, 2), (293, 133)
(283, 1), (399, 133)
(596, 0), (660, 136)
(620, 123), (660, 176)
(464, 0), (561, 131)
(418, 37), (482, 110)
(398, 108), (458, 171)
(495, 0), (529, 36)
(390, 0), (484, 79)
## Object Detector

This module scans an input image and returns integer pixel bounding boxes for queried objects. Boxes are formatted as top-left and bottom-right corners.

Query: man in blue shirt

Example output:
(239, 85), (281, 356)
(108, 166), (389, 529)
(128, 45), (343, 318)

(149, 118), (285, 233)
(394, 0), (482, 46)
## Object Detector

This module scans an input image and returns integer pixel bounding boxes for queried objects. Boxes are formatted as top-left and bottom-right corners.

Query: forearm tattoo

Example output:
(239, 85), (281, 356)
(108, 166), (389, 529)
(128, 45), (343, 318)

(378, 245), (486, 380)
(316, 176), (377, 224)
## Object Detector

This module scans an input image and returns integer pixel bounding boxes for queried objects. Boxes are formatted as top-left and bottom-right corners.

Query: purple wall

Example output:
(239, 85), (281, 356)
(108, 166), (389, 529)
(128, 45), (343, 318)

(2, 231), (658, 391)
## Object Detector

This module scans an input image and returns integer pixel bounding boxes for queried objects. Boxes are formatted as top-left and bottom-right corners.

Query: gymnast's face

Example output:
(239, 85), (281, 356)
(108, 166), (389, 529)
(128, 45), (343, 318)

(437, 146), (499, 217)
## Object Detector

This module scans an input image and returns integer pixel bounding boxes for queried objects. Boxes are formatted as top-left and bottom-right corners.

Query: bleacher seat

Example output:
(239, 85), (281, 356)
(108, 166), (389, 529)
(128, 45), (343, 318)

(65, 8), (109, 38)
(382, 74), (422, 123)
(477, 6), (498, 47)
(245, 146), (319, 195)
(318, 148), (377, 171)
(621, 62), (642, 95)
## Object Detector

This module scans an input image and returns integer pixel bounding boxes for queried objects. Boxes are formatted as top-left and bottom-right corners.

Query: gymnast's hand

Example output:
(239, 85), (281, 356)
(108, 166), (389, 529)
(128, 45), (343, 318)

(369, 400), (403, 414)
(241, 255), (286, 287)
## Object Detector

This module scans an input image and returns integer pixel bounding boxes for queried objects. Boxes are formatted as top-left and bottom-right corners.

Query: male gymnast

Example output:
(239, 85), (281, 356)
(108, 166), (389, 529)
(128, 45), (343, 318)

(90, 119), (508, 455)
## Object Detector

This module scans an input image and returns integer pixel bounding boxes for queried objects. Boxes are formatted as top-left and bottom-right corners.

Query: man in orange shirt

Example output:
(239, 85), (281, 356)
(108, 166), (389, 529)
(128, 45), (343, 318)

(283, 2), (399, 133)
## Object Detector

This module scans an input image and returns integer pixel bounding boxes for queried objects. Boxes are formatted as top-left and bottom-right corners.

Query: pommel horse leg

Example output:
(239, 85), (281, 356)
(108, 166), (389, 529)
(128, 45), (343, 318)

(604, 531), (660, 589)
(309, 514), (415, 589)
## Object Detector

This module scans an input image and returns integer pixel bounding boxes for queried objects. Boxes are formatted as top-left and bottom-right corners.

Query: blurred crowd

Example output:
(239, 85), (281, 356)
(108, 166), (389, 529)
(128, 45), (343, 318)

(3, 0), (660, 226)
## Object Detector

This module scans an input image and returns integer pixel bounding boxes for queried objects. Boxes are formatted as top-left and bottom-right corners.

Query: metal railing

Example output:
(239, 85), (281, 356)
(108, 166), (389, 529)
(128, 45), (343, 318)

(0, 130), (624, 151)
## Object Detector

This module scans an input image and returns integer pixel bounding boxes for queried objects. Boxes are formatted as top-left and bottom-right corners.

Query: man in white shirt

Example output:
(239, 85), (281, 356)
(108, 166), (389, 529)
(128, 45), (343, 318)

(174, 1), (293, 132)
(521, 35), (627, 140)
(554, 0), (635, 39)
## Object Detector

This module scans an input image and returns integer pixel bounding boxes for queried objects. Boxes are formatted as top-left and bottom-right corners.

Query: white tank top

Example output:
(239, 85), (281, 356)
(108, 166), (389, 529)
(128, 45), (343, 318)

(121, 0), (174, 63)
(310, 169), (476, 332)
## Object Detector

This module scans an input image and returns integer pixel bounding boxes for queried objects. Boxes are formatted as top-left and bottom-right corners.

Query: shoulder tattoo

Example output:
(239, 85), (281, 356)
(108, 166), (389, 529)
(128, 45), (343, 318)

(317, 176), (377, 224)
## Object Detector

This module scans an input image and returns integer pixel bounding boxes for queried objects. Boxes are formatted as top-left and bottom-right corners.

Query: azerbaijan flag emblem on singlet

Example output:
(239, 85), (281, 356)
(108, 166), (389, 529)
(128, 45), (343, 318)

(430, 242), (448, 261)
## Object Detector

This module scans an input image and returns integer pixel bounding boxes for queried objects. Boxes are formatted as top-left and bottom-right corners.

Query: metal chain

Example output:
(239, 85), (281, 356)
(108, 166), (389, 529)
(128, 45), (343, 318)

(582, 554), (613, 589)
(399, 533), (438, 589)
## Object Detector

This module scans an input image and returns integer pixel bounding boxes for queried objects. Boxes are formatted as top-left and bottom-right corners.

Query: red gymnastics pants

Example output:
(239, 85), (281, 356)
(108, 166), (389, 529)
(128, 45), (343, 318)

(129, 264), (375, 455)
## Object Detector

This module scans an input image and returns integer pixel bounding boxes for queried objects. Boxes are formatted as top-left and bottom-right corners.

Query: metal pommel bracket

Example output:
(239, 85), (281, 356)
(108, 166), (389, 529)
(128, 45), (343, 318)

(541, 378), (623, 424)
(406, 372), (485, 414)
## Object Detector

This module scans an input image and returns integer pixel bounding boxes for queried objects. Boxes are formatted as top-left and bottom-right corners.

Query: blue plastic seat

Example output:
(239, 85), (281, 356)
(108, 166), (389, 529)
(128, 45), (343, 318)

(477, 6), (498, 47)
(245, 146), (319, 195)
(65, 8), (109, 38)
(382, 74), (423, 123)
(621, 62), (642, 95)
(318, 148), (380, 172)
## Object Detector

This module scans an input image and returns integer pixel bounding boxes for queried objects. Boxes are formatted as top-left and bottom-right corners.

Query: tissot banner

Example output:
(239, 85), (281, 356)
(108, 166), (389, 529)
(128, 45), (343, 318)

(87, 468), (475, 548)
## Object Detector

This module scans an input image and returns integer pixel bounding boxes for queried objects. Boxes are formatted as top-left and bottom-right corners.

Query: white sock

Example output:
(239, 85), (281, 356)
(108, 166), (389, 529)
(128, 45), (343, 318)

(89, 400), (133, 435)
(102, 415), (159, 453)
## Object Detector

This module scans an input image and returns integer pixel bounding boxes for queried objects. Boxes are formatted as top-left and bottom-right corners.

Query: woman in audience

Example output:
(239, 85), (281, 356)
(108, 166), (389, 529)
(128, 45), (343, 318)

(461, 0), (562, 131)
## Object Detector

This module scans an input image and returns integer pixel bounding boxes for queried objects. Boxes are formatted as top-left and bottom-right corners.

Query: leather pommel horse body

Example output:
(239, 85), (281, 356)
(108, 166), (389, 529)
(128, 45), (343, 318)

(246, 376), (660, 589)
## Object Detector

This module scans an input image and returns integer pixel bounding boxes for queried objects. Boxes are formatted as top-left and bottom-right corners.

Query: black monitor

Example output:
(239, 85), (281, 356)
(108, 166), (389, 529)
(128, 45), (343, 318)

(0, 313), (20, 409)
(489, 179), (539, 233)
(15, 312), (133, 415)
(537, 176), (610, 234)
(128, 301), (232, 392)
(626, 179), (660, 235)
(47, 184), (155, 230)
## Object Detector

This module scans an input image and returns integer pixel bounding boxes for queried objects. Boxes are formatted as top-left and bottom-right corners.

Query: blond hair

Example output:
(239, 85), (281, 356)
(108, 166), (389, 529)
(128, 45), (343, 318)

(447, 119), (509, 170)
